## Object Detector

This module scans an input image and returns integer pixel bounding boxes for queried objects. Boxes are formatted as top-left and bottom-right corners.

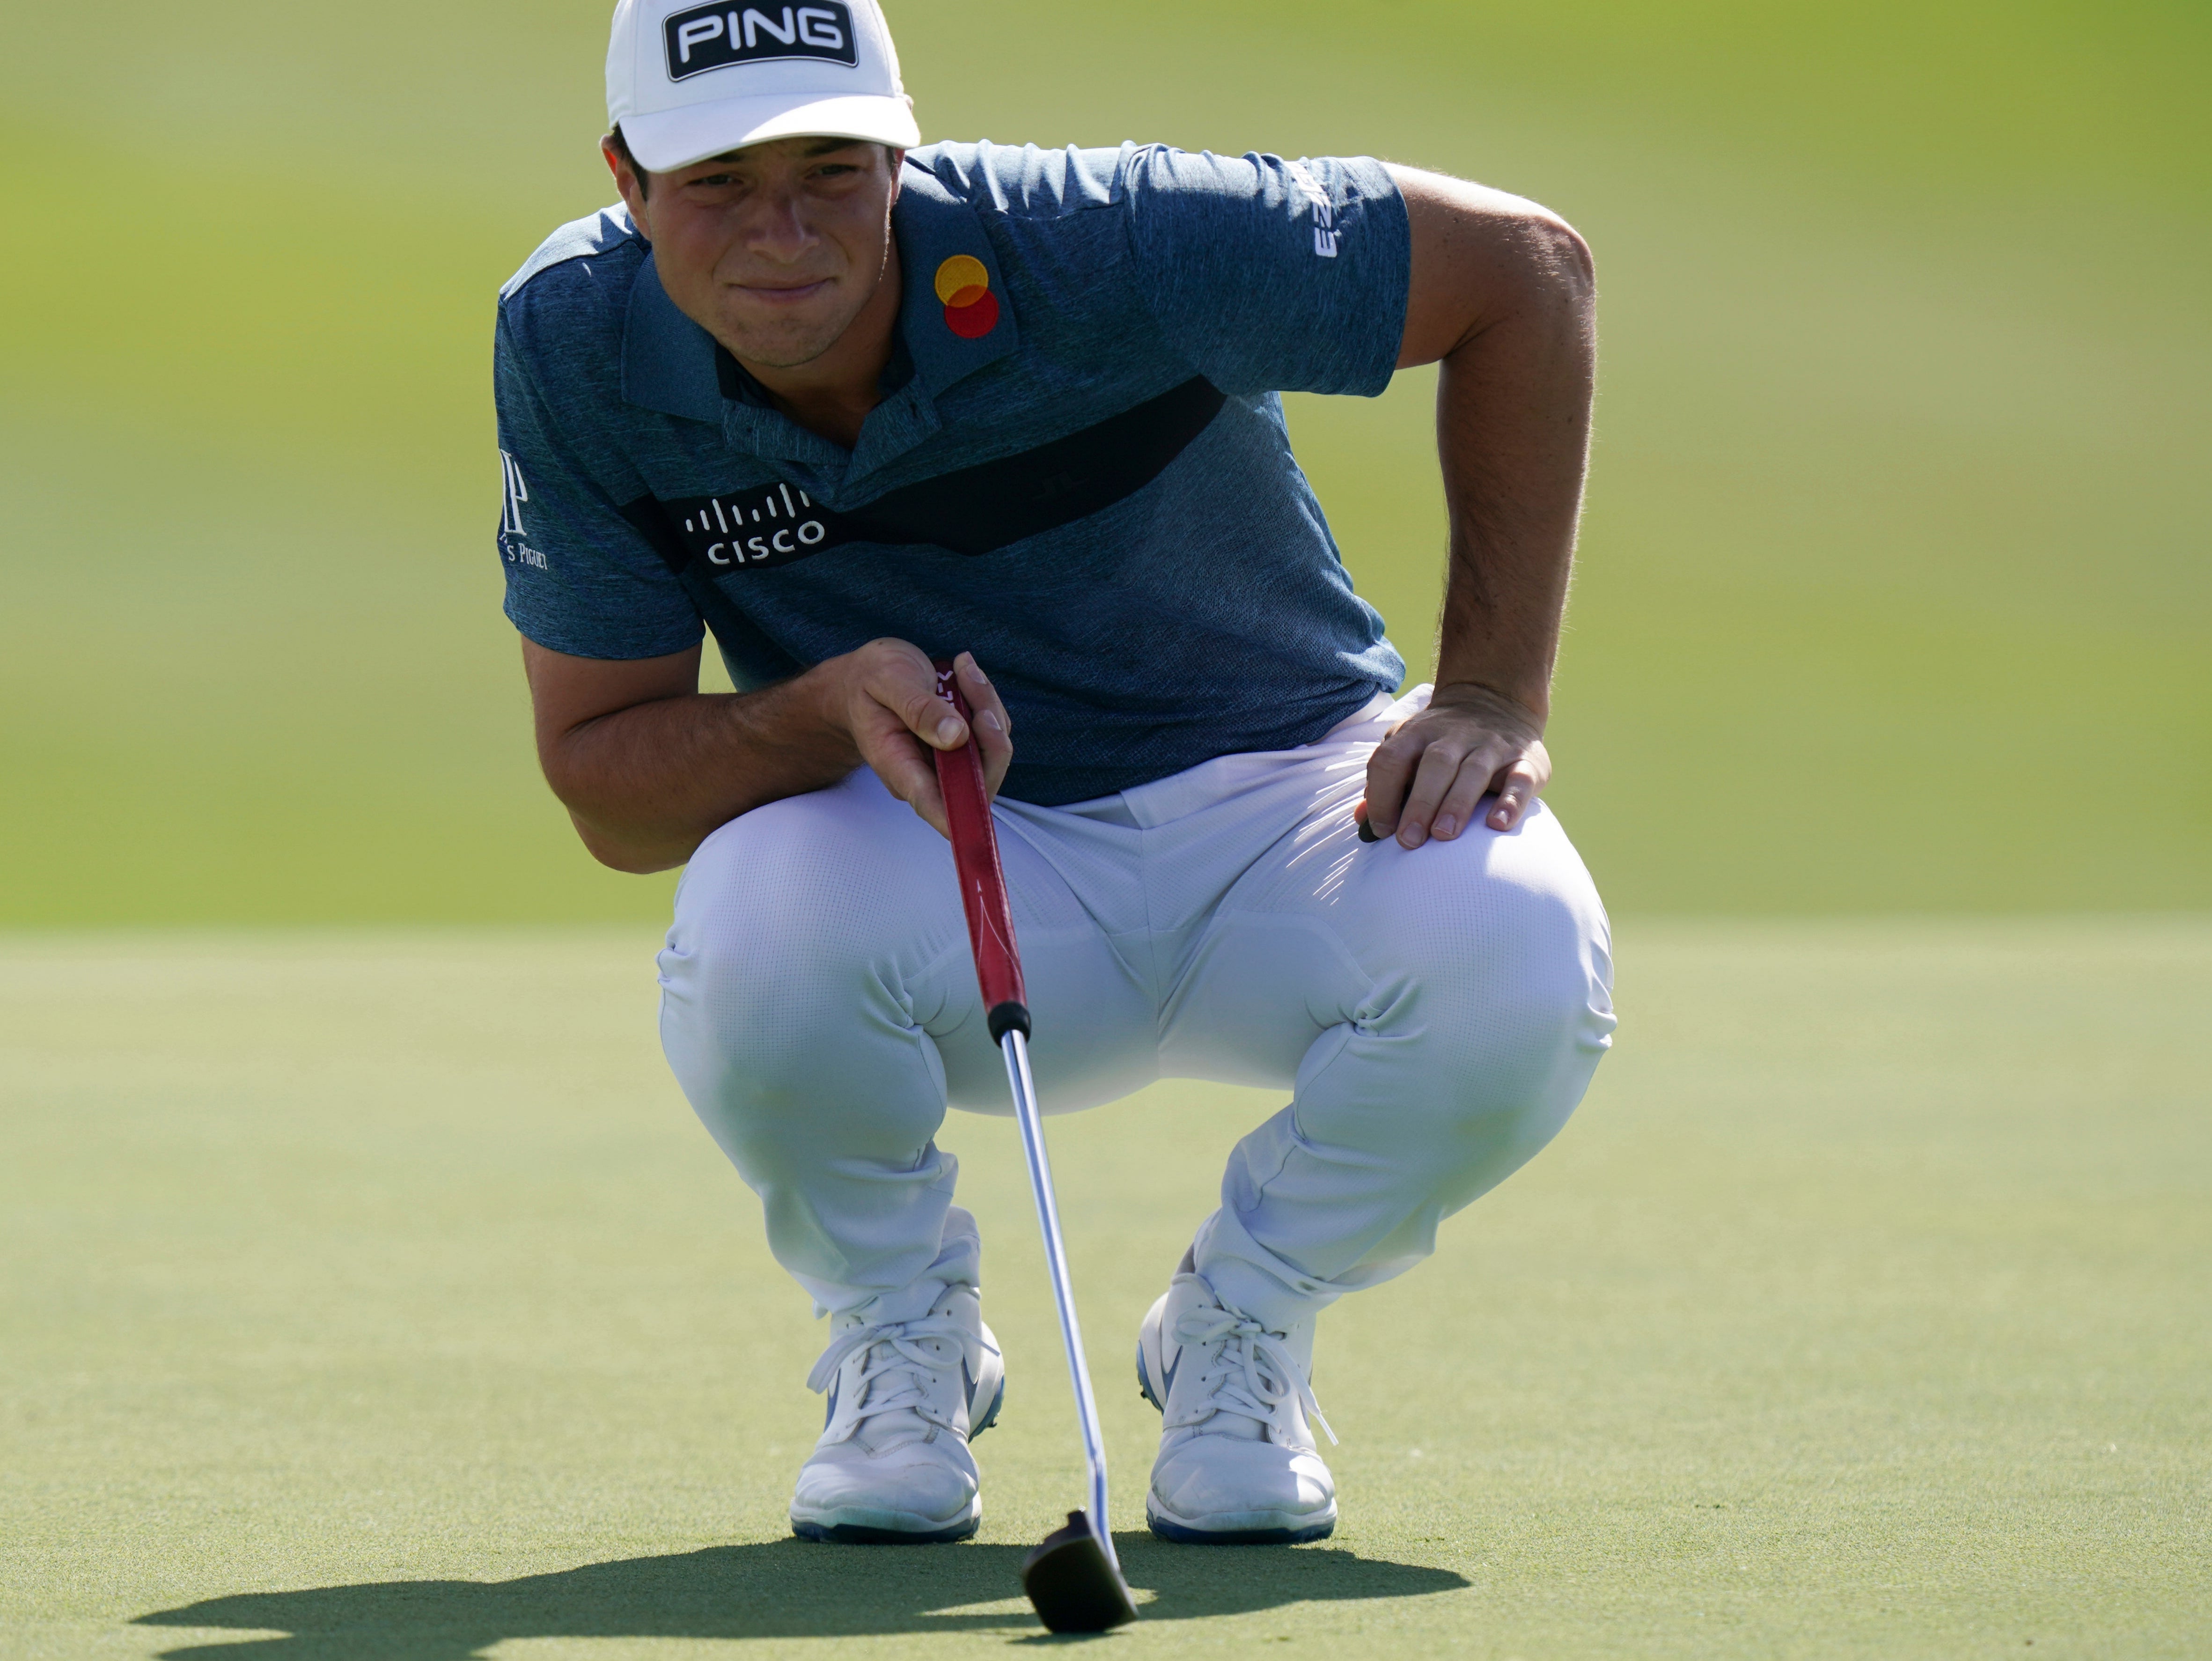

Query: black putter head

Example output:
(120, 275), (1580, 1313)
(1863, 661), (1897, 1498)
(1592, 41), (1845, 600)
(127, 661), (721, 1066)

(1021, 1510), (1139, 1634)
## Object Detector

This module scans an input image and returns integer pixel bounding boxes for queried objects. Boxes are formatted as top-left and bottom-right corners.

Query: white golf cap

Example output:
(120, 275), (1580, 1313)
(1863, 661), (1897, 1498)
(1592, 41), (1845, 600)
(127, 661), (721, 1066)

(607, 0), (919, 173)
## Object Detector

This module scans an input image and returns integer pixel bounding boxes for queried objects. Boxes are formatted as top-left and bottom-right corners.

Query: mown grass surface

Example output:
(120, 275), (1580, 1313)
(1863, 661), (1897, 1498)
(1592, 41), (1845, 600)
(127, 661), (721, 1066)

(1, 1), (2206, 923)
(2, 924), (2206, 1657)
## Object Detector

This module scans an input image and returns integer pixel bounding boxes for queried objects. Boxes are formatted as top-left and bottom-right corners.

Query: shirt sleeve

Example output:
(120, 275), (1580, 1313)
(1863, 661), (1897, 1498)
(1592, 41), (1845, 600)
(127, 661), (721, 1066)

(492, 310), (705, 661)
(1117, 146), (1410, 399)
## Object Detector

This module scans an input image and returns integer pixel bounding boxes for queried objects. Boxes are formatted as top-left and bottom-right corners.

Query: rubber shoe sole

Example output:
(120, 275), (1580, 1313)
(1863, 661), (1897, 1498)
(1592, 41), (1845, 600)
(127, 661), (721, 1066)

(1144, 1503), (1336, 1546)
(973, 1371), (1005, 1437)
(1136, 1340), (1161, 1411)
(793, 1513), (982, 1545)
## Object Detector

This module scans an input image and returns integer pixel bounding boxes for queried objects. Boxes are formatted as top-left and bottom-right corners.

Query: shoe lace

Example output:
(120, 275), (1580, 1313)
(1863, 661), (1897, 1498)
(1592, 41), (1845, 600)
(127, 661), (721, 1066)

(1167, 1306), (1337, 1446)
(806, 1315), (997, 1432)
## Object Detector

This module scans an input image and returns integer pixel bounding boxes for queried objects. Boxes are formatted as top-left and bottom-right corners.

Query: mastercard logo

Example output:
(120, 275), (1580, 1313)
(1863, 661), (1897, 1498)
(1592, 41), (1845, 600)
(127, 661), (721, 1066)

(933, 254), (999, 340)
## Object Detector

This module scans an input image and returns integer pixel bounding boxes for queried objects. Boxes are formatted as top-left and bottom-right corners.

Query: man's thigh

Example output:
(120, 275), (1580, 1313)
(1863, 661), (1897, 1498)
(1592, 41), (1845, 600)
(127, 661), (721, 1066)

(1157, 788), (1613, 1091)
(664, 769), (1160, 1118)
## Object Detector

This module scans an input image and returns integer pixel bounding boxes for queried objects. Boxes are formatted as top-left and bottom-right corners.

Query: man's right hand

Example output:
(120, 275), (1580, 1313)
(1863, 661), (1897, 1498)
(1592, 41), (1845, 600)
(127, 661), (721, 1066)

(820, 639), (1014, 838)
(522, 635), (1014, 875)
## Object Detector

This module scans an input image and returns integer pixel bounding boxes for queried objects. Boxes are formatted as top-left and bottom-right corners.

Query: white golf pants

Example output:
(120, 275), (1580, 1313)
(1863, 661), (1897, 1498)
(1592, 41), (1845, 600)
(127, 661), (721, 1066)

(657, 687), (1617, 1335)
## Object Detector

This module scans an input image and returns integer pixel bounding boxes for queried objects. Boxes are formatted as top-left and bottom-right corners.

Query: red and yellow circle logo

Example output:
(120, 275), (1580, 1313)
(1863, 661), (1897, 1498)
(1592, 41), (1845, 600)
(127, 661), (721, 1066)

(934, 254), (999, 340)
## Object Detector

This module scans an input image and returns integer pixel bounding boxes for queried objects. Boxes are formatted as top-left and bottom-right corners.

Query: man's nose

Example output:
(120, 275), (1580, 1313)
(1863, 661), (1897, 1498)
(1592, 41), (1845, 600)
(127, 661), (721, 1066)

(745, 191), (816, 262)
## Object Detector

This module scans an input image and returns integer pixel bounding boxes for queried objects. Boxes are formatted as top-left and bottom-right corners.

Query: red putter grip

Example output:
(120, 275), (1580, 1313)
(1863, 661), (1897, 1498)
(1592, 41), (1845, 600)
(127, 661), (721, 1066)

(931, 660), (1030, 1041)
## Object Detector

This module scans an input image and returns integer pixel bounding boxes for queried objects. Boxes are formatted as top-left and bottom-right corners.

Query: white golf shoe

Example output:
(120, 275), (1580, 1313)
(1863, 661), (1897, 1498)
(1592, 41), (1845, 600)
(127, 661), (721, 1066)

(1135, 1256), (1337, 1543)
(790, 1275), (1005, 1544)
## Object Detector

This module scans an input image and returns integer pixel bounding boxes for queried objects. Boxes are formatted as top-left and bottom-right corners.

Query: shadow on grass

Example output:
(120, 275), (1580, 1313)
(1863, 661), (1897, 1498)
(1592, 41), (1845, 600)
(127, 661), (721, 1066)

(134, 1533), (1466, 1655)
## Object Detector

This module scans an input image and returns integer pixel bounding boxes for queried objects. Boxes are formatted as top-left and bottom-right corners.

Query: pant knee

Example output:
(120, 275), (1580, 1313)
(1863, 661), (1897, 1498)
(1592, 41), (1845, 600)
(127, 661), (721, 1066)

(1467, 891), (1614, 1083)
(657, 785), (958, 1169)
(1355, 828), (1615, 1146)
(1517, 856), (1616, 1087)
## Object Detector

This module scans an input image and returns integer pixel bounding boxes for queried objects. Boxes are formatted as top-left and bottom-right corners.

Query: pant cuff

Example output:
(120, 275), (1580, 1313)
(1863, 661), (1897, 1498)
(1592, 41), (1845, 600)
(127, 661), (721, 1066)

(1190, 1206), (1343, 1337)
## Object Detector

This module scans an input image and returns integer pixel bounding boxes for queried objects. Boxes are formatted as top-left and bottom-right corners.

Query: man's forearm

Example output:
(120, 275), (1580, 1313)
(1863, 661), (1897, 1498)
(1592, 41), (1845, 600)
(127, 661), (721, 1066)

(547, 671), (855, 875)
(525, 638), (1014, 873)
(1362, 170), (1595, 844)
(1431, 218), (1595, 721)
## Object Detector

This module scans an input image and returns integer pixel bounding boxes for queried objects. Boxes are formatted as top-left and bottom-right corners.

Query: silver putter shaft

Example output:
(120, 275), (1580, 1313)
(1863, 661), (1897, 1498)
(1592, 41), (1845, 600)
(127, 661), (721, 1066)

(998, 1025), (1117, 1571)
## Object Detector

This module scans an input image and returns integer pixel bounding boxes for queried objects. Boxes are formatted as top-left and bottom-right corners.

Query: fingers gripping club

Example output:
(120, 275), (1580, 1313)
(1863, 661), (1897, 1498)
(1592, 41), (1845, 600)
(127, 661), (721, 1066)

(930, 663), (1029, 1042)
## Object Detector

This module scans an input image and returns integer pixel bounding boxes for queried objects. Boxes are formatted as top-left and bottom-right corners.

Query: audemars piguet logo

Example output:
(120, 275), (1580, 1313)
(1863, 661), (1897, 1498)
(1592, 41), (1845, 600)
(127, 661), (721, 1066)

(499, 451), (529, 536)
(498, 450), (548, 569)
(662, 2), (858, 80)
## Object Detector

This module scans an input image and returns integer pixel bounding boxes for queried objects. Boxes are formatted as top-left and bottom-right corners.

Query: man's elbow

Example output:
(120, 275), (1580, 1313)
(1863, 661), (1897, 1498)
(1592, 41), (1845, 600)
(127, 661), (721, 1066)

(1395, 165), (1595, 363)
(569, 810), (686, 875)
(1428, 207), (1592, 367)
(537, 750), (688, 874)
(1516, 207), (1595, 319)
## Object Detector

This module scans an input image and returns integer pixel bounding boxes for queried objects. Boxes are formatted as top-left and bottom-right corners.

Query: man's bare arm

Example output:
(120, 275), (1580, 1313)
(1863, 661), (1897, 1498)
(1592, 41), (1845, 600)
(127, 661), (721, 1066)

(523, 638), (1014, 873)
(1361, 165), (1596, 848)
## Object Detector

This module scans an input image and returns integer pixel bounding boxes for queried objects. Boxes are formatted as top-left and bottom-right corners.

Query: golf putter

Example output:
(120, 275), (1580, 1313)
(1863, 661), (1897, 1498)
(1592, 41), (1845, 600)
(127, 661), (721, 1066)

(930, 659), (1139, 1636)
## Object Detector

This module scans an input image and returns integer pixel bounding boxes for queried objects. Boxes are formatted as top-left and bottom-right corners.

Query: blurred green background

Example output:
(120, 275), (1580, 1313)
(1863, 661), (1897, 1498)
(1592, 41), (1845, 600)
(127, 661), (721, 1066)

(2, 0), (2205, 924)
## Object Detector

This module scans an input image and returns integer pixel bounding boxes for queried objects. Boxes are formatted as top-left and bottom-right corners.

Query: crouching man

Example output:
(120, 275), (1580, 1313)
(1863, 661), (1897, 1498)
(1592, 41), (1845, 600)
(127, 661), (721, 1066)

(494, 0), (1616, 1546)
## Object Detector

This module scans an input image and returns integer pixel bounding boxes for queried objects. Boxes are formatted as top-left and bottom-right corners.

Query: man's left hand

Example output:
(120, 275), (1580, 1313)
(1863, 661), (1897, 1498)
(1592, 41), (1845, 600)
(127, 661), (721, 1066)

(1360, 683), (1551, 848)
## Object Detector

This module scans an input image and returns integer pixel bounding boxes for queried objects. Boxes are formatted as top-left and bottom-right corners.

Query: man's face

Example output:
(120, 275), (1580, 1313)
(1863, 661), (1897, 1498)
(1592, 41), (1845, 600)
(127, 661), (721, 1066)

(609, 137), (903, 370)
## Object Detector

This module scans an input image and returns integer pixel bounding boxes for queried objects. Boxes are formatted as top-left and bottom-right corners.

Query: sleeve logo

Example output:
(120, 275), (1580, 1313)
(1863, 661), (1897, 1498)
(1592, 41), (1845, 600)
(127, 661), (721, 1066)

(499, 450), (529, 537)
(662, 3), (859, 80)
(498, 451), (547, 569)
(1284, 160), (1340, 258)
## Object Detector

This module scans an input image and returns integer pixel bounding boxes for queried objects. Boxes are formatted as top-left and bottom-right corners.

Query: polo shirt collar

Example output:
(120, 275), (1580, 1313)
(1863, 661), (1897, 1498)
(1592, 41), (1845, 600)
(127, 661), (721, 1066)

(621, 251), (723, 426)
(619, 257), (852, 470)
(889, 164), (1020, 395)
(617, 161), (1019, 482)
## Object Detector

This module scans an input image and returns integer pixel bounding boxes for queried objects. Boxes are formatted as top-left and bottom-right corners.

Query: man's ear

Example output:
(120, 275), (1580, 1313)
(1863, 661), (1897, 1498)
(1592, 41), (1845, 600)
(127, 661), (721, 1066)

(602, 135), (651, 228)
(887, 146), (906, 204)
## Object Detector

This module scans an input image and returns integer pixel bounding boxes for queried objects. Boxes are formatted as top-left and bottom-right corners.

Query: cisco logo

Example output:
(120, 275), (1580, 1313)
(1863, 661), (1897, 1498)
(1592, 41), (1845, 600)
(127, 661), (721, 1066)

(663, 3), (859, 80)
(674, 482), (832, 570)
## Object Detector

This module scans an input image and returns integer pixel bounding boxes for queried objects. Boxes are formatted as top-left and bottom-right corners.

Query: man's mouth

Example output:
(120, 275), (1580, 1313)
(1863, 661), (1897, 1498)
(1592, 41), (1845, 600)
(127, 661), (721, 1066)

(737, 279), (833, 308)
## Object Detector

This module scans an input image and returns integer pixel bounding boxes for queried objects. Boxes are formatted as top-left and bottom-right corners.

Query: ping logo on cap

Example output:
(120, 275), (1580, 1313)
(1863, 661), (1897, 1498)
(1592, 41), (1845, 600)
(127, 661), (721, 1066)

(663, 2), (860, 80)
(934, 255), (999, 340)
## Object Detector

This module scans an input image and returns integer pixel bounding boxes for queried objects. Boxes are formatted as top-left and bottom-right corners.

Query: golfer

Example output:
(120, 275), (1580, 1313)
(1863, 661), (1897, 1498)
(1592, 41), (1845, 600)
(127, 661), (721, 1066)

(495, 0), (1617, 1547)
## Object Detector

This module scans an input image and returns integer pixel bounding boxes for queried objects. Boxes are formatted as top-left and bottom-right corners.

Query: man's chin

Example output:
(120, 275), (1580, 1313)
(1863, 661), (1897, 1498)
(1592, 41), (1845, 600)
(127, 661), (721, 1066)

(716, 319), (849, 374)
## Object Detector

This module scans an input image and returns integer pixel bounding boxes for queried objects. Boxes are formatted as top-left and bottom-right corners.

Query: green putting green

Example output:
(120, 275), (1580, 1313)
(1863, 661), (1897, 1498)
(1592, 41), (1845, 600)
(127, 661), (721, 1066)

(3, 922), (2206, 1656)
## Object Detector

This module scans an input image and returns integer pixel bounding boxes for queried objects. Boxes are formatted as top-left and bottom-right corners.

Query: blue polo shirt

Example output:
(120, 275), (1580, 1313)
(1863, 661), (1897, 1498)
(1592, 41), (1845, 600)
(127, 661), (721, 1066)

(493, 140), (1411, 805)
